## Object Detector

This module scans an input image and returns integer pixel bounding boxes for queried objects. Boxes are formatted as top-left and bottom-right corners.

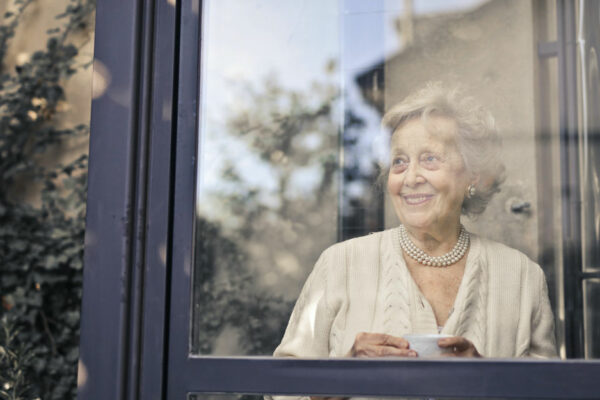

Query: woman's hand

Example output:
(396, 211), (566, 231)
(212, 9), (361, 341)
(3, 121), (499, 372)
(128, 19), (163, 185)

(438, 336), (482, 358)
(347, 332), (417, 358)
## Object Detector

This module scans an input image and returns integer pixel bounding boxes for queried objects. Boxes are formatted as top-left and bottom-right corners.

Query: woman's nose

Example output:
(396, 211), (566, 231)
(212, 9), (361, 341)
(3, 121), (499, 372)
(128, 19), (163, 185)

(404, 162), (424, 187)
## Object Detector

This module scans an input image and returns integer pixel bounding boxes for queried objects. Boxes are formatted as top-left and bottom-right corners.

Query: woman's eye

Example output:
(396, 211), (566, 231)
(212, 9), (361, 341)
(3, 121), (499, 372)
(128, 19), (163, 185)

(421, 154), (440, 163)
(391, 157), (408, 171)
(421, 154), (441, 169)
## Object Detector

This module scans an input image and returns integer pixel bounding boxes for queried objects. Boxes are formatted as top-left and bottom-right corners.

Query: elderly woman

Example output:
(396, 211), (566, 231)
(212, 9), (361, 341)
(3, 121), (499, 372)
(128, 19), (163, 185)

(273, 83), (557, 360)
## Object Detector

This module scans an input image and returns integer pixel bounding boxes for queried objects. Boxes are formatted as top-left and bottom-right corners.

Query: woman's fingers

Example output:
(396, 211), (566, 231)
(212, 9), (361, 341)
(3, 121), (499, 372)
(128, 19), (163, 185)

(353, 344), (417, 358)
(438, 336), (482, 358)
(373, 332), (410, 349)
(355, 332), (409, 348)
(438, 336), (468, 350)
(349, 332), (416, 358)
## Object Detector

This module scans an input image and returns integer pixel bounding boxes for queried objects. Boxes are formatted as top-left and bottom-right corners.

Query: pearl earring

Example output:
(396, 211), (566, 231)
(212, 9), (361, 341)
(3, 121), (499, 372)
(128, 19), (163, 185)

(466, 184), (476, 198)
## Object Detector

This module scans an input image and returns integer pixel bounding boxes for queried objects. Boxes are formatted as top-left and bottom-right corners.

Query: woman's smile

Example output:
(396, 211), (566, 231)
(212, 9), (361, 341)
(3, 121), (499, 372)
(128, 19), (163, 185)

(402, 193), (434, 205)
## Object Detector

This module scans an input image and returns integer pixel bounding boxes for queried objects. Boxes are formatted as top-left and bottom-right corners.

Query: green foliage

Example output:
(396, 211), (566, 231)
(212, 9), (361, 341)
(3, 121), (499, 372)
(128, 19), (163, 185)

(0, 315), (37, 400)
(0, 0), (94, 399)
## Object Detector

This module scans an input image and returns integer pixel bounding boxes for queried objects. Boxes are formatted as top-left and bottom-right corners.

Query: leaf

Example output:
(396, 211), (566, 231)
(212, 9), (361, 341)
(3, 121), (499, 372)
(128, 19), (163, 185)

(65, 347), (78, 362)
(43, 255), (58, 269)
(63, 311), (79, 328)
(1, 274), (19, 287)
(11, 240), (27, 252)
(33, 357), (46, 373)
(69, 258), (82, 270)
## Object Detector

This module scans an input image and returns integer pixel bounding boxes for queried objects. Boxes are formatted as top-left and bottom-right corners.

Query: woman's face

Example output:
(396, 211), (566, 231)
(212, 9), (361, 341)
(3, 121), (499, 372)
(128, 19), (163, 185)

(387, 116), (471, 234)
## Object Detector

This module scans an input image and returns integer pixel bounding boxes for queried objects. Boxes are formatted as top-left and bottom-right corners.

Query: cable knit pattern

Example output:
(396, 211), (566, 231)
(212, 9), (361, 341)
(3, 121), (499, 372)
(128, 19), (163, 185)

(453, 237), (488, 355)
(273, 227), (557, 360)
(382, 232), (412, 337)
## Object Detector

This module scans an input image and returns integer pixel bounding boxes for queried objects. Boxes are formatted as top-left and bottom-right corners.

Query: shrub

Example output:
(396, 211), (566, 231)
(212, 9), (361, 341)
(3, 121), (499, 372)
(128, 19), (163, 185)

(0, 0), (94, 399)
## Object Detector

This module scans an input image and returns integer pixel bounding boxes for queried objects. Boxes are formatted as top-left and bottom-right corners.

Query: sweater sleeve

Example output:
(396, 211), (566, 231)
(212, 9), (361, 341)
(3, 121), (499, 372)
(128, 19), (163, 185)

(273, 245), (342, 358)
(528, 267), (558, 358)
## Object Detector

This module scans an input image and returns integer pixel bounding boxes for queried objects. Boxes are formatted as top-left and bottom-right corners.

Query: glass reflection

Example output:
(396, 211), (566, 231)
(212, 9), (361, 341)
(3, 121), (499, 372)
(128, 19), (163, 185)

(192, 0), (580, 359)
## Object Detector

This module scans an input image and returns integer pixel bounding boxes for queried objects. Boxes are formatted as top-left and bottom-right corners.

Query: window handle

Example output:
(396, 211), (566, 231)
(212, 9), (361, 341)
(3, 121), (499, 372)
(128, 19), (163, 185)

(510, 201), (531, 214)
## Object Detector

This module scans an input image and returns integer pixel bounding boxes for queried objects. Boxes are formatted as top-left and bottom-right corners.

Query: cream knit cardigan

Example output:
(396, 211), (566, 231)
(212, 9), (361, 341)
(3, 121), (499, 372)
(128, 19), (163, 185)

(274, 227), (557, 359)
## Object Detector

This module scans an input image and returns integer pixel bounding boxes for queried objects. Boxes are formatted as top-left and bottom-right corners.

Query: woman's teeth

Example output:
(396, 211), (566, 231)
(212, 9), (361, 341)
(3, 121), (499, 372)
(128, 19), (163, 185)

(404, 195), (431, 204)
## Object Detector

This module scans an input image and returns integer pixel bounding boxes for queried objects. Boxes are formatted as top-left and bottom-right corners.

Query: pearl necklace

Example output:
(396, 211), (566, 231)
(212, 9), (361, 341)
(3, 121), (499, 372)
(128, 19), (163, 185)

(398, 224), (469, 267)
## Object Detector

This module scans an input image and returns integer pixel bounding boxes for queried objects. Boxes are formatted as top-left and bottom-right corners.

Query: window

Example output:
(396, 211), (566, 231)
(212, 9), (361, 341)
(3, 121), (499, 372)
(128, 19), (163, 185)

(79, 1), (600, 399)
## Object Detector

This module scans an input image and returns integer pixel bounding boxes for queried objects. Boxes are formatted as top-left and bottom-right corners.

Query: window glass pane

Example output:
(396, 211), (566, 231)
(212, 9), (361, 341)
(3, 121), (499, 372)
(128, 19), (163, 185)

(584, 279), (600, 358)
(191, 0), (570, 360)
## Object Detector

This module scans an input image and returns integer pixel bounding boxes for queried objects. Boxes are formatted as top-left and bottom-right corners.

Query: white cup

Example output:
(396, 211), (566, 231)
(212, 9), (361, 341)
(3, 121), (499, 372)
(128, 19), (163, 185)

(403, 334), (453, 357)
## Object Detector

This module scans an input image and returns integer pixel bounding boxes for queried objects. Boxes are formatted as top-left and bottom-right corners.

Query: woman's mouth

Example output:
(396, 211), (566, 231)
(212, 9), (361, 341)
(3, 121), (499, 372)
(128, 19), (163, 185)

(402, 194), (433, 205)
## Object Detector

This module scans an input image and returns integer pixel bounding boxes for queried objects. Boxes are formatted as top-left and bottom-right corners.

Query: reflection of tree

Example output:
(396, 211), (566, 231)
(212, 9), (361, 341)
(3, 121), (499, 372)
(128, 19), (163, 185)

(222, 73), (340, 230)
(192, 65), (371, 356)
(192, 218), (293, 355)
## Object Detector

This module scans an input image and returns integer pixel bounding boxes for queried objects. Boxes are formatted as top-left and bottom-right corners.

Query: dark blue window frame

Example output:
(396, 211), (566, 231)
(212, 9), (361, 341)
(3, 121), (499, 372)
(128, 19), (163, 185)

(78, 0), (600, 399)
